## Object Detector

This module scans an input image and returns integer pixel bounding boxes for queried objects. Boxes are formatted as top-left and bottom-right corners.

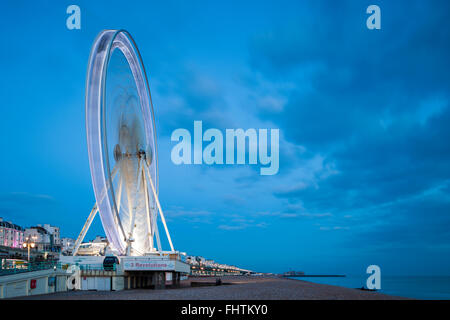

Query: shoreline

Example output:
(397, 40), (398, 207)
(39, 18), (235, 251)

(16, 275), (409, 300)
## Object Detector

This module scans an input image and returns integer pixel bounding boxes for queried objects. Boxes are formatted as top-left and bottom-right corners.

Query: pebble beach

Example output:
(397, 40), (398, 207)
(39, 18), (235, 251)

(17, 275), (408, 300)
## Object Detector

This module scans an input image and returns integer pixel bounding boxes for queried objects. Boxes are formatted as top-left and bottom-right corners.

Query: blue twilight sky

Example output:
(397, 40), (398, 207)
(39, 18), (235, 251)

(1, 0), (449, 276)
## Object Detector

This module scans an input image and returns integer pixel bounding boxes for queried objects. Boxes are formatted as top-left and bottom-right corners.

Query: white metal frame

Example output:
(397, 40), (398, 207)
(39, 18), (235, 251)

(73, 156), (174, 256)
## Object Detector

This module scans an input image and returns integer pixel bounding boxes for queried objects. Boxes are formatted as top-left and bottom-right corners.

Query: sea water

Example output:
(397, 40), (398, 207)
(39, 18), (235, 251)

(293, 276), (450, 300)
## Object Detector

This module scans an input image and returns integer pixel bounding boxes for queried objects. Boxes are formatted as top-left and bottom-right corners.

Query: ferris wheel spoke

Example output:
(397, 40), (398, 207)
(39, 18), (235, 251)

(96, 163), (119, 206)
(124, 164), (136, 231)
(114, 174), (123, 219)
(113, 172), (127, 242)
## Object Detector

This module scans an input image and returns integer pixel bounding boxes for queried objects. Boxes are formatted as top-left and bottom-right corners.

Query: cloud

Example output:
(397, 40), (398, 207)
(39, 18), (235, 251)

(165, 207), (212, 217)
(0, 192), (56, 218)
(277, 212), (333, 220)
(254, 209), (332, 220)
(218, 224), (247, 231)
(319, 226), (350, 231)
(152, 64), (234, 138)
(0, 192), (59, 227)
(241, 0), (450, 251)
(0, 192), (55, 205)
(217, 217), (268, 231)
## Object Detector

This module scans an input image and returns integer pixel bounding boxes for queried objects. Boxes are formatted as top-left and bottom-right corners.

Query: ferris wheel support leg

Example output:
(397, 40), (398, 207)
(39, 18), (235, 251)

(144, 162), (175, 252)
(99, 164), (126, 240)
(145, 167), (162, 252)
(126, 159), (144, 255)
(72, 204), (98, 256)
(154, 215), (162, 252)
(124, 166), (136, 255)
(141, 165), (154, 251)
(73, 164), (122, 256)
(141, 166), (162, 252)
(72, 164), (120, 256)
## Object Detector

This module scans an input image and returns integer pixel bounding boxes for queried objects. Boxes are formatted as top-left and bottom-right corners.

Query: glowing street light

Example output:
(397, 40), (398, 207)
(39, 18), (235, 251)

(23, 236), (36, 262)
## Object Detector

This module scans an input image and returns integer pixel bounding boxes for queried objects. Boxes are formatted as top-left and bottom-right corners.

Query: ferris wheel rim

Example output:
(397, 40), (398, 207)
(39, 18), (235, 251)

(85, 29), (159, 255)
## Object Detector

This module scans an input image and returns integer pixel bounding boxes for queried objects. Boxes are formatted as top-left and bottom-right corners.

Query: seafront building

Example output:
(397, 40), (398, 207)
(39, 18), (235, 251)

(0, 218), (25, 249)
(24, 224), (61, 254)
(0, 218), (63, 261)
(40, 224), (60, 246)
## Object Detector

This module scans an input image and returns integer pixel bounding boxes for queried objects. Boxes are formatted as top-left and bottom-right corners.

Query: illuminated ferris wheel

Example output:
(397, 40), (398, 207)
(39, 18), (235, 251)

(72, 30), (174, 256)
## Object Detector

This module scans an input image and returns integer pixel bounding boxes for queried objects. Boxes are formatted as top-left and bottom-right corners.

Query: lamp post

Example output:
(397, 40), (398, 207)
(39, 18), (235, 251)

(22, 236), (36, 262)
